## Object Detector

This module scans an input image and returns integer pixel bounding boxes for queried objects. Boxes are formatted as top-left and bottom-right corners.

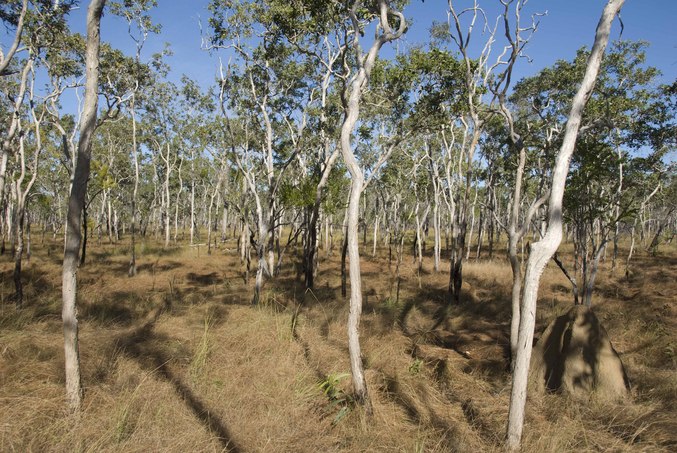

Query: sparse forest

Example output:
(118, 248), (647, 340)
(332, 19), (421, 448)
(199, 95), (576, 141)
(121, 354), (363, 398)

(1, 0), (676, 451)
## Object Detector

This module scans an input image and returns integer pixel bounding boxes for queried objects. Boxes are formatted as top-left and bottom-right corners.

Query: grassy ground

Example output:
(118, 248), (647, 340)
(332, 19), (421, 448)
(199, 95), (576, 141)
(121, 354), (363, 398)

(0, 231), (675, 452)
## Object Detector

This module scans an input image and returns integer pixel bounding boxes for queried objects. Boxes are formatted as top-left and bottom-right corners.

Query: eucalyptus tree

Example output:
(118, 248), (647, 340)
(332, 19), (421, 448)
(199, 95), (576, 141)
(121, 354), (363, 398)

(0, 0), (29, 76)
(0, 57), (33, 251)
(110, 0), (159, 275)
(437, 1), (497, 305)
(73, 42), (147, 263)
(10, 61), (43, 305)
(437, 0), (545, 306)
(176, 76), (215, 245)
(59, 0), (144, 411)
(506, 1), (625, 448)
(332, 0), (408, 414)
(474, 0), (548, 364)
(88, 118), (136, 245)
(386, 46), (467, 272)
(141, 80), (181, 248)
(62, 0), (106, 414)
(208, 0), (318, 304)
(3, 0), (84, 300)
(211, 0), (411, 410)
(374, 150), (415, 302)
(510, 41), (670, 307)
(240, 1), (349, 290)
(626, 76), (676, 255)
(644, 167), (676, 254)
(0, 0), (76, 248)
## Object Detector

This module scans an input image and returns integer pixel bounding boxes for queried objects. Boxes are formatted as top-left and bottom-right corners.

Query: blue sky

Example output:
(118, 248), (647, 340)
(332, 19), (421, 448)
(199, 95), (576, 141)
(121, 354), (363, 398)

(4, 1), (677, 109)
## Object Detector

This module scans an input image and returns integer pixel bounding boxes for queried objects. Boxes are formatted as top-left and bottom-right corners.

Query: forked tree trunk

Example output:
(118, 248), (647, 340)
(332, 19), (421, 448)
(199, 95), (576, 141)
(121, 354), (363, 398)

(506, 1), (623, 448)
(62, 0), (106, 413)
(508, 148), (526, 363)
(449, 129), (481, 305)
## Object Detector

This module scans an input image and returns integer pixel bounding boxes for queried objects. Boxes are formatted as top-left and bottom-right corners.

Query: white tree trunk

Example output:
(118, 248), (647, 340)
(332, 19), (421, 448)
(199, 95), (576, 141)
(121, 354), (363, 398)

(164, 144), (172, 248)
(129, 94), (139, 275)
(506, 1), (624, 448)
(372, 213), (379, 258)
(340, 0), (404, 412)
(62, 0), (105, 413)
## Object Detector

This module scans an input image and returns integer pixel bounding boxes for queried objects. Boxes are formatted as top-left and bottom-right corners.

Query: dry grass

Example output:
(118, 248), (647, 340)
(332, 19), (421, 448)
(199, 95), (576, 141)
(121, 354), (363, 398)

(0, 232), (675, 452)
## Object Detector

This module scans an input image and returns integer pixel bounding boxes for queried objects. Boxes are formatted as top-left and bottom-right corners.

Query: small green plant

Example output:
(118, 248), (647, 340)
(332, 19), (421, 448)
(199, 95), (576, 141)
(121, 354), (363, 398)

(318, 372), (353, 424)
(408, 358), (424, 376)
(380, 296), (398, 310)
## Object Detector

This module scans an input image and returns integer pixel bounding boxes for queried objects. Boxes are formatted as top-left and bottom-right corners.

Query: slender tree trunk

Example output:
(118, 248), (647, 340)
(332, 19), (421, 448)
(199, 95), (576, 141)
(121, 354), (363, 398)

(207, 190), (216, 255)
(62, 0), (106, 413)
(433, 192), (441, 272)
(268, 209), (275, 276)
(304, 204), (320, 288)
(583, 239), (608, 307)
(190, 150), (195, 244)
(625, 221), (636, 277)
(174, 159), (183, 243)
(336, 0), (404, 414)
(164, 143), (172, 248)
(80, 202), (88, 266)
(449, 129), (480, 305)
(13, 209), (24, 306)
(395, 234), (405, 304)
(253, 223), (268, 305)
(221, 203), (228, 241)
(372, 213), (379, 258)
(487, 202), (494, 259)
(506, 2), (623, 448)
(341, 215), (348, 299)
(466, 187), (478, 260)
(324, 215), (330, 256)
(129, 94), (138, 276)
(553, 253), (580, 305)
(26, 212), (31, 262)
(240, 220), (248, 264)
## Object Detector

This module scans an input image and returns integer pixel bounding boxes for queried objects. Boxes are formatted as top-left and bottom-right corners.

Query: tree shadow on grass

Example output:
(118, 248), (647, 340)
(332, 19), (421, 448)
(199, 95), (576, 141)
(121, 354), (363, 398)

(381, 374), (462, 449)
(116, 306), (243, 453)
(395, 281), (512, 383)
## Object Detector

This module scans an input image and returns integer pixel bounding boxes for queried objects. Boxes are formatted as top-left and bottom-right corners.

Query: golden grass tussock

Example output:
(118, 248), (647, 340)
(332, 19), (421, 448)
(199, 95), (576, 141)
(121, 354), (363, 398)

(0, 235), (675, 451)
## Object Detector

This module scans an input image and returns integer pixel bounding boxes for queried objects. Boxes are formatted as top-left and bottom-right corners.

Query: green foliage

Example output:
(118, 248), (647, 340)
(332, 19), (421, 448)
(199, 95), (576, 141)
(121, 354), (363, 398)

(367, 46), (468, 132)
(279, 176), (317, 209)
(408, 358), (424, 376)
(109, 0), (162, 36)
(318, 372), (353, 424)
